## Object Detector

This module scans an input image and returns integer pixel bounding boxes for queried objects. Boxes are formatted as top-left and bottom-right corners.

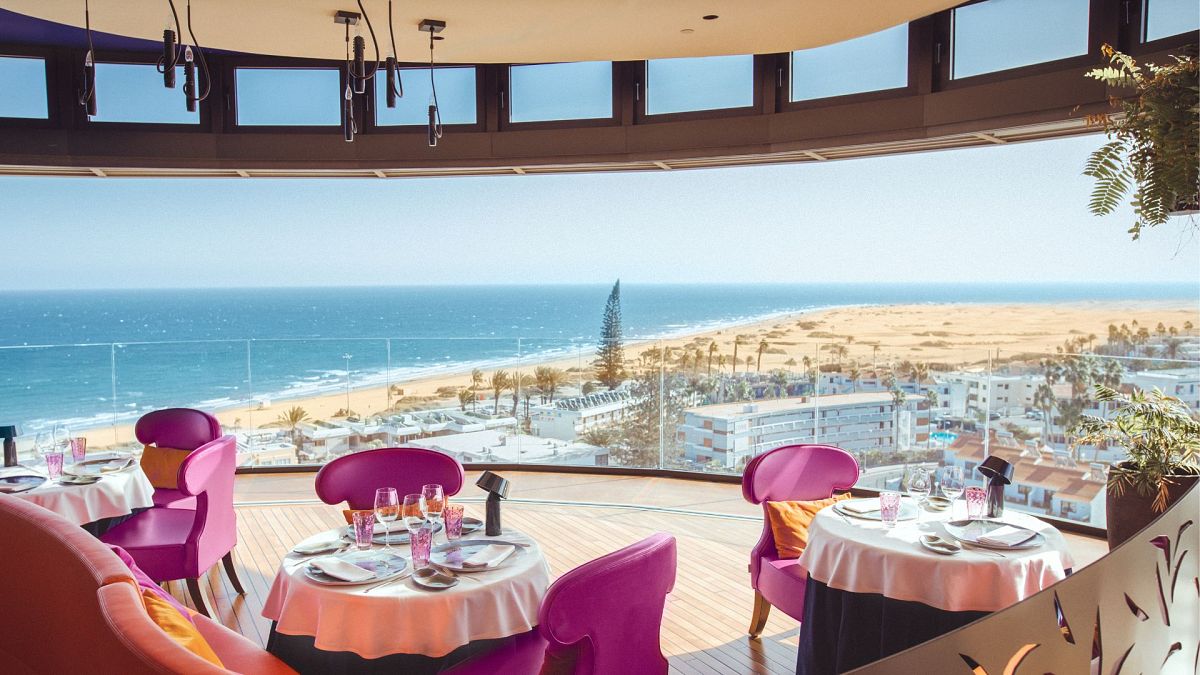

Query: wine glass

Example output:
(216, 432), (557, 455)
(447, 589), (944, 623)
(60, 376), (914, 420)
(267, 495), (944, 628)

(906, 467), (931, 522)
(421, 483), (445, 531)
(941, 466), (965, 516)
(402, 493), (427, 533)
(374, 488), (400, 550)
(52, 424), (70, 454)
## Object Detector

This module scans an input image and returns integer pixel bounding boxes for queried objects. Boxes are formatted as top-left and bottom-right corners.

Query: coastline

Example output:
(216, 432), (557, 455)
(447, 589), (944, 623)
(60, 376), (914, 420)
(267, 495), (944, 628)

(59, 298), (1199, 448)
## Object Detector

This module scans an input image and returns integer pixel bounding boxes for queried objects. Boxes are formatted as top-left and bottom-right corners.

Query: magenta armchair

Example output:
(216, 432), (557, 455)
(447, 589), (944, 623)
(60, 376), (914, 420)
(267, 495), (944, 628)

(444, 532), (678, 675)
(315, 447), (465, 509)
(742, 444), (859, 637)
(101, 426), (242, 617)
(136, 408), (229, 509)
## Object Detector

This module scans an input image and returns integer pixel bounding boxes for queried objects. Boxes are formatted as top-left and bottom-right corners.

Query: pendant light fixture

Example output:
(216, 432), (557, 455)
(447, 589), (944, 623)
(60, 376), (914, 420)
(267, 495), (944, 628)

(77, 0), (97, 117)
(182, 0), (211, 112)
(418, 19), (445, 147)
(337, 11), (360, 142)
(159, 0), (182, 88)
(384, 0), (404, 108)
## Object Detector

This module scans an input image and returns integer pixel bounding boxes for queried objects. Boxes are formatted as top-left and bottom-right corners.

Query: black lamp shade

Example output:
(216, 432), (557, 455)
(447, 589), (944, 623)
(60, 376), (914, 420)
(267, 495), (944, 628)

(978, 455), (1014, 485)
(476, 471), (510, 499)
(0, 425), (18, 440)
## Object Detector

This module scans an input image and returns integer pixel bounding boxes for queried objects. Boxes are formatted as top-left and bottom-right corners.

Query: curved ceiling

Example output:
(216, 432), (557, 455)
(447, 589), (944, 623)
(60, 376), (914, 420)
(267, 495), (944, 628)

(5, 0), (959, 63)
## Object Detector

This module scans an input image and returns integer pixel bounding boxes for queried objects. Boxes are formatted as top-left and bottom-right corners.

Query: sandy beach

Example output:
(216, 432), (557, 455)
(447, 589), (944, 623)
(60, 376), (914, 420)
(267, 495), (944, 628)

(80, 299), (1197, 448)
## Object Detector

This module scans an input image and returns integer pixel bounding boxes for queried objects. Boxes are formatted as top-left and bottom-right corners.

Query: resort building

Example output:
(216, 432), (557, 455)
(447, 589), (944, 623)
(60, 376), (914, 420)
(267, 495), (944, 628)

(1127, 367), (1200, 409)
(937, 372), (1043, 418)
(531, 391), (635, 442)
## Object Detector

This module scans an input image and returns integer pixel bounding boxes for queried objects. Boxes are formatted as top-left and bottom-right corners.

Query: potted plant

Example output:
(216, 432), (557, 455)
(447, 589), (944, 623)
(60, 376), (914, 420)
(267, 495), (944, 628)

(1073, 385), (1199, 549)
(1083, 44), (1198, 239)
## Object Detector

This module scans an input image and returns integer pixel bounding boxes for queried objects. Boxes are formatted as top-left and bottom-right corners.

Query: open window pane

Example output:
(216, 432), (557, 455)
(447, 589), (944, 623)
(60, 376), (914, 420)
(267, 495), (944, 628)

(952, 0), (1090, 79)
(509, 61), (612, 123)
(90, 63), (198, 124)
(791, 24), (908, 102)
(235, 68), (340, 126)
(0, 56), (48, 119)
(646, 55), (753, 115)
(375, 67), (476, 126)
(1145, 0), (1200, 41)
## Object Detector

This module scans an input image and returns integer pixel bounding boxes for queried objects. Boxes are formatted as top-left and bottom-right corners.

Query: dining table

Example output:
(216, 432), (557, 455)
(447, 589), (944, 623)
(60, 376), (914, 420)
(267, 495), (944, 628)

(0, 456), (155, 535)
(262, 524), (551, 674)
(795, 498), (1075, 675)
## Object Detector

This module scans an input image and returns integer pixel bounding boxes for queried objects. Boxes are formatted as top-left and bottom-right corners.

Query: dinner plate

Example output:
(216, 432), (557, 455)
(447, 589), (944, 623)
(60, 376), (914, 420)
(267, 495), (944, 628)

(57, 475), (102, 486)
(834, 499), (919, 521)
(0, 475), (47, 494)
(303, 550), (409, 586)
(943, 519), (1045, 550)
(429, 540), (521, 573)
(412, 567), (459, 590)
(919, 534), (961, 556)
(64, 455), (135, 477)
(461, 517), (484, 534)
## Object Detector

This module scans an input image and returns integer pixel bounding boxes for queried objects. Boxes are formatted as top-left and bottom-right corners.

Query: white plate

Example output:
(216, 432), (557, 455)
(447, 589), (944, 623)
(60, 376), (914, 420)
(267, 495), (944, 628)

(57, 475), (102, 486)
(429, 540), (521, 573)
(303, 550), (409, 586)
(64, 455), (134, 476)
(919, 534), (961, 556)
(943, 519), (1045, 550)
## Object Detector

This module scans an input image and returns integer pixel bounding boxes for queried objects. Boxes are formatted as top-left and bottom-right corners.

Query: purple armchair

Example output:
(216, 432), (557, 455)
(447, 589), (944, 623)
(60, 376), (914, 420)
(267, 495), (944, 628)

(444, 533), (678, 675)
(135, 408), (229, 509)
(101, 414), (242, 618)
(742, 444), (859, 637)
(315, 447), (466, 510)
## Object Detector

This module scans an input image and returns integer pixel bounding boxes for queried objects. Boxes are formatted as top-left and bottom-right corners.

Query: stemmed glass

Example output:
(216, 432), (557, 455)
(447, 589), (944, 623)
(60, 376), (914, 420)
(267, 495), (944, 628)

(906, 467), (931, 522)
(52, 424), (70, 456)
(374, 488), (400, 550)
(421, 483), (445, 532)
(940, 466), (965, 517)
(402, 493), (427, 533)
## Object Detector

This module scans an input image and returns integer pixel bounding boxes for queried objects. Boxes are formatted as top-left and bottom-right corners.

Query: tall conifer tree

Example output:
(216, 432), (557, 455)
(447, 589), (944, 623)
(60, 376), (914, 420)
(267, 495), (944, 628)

(594, 280), (626, 390)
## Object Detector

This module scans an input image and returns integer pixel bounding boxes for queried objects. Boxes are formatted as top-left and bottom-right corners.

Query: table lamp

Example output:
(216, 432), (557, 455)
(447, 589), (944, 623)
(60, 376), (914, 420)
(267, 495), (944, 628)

(978, 455), (1014, 519)
(1, 425), (19, 468)
(476, 471), (510, 536)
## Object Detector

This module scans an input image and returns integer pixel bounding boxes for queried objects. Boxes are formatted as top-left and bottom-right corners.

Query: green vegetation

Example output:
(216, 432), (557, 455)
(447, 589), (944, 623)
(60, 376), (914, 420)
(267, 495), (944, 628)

(593, 280), (626, 390)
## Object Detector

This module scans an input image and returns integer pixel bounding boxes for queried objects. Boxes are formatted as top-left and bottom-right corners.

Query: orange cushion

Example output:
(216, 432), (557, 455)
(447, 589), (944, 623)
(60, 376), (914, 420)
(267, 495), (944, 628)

(141, 588), (224, 667)
(343, 509), (374, 524)
(765, 493), (852, 559)
(140, 445), (190, 490)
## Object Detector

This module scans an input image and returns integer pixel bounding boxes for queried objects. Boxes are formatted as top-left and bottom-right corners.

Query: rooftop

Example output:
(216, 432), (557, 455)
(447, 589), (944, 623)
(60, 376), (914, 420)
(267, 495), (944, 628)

(686, 391), (894, 419)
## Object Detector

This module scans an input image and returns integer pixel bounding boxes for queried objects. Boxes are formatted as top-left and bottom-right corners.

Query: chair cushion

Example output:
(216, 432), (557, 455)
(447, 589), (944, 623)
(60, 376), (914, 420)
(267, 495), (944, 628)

(442, 629), (548, 675)
(140, 445), (191, 489)
(765, 492), (850, 558)
(194, 614), (297, 674)
(100, 508), (196, 581)
(758, 557), (809, 621)
(141, 588), (224, 667)
(153, 488), (197, 509)
(108, 545), (194, 624)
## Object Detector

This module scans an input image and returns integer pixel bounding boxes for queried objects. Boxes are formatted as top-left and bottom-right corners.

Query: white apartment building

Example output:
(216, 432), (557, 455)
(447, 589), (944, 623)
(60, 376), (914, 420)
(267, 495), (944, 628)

(531, 391), (635, 441)
(1127, 368), (1200, 409)
(678, 392), (928, 469)
(938, 371), (1042, 417)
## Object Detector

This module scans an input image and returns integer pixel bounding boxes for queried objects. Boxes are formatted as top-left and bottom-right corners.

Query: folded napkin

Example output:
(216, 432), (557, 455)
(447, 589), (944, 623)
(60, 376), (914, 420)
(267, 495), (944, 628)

(0, 466), (45, 479)
(310, 556), (375, 582)
(977, 525), (1036, 548)
(292, 538), (343, 555)
(462, 544), (515, 569)
(840, 499), (881, 514)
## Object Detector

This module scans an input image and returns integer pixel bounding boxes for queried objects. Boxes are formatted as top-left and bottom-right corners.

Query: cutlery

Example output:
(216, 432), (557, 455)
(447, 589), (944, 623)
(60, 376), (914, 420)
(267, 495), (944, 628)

(361, 571), (411, 593)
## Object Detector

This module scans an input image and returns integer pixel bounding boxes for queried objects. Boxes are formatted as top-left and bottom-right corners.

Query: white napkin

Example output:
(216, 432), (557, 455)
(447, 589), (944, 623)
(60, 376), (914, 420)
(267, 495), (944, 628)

(978, 525), (1036, 548)
(310, 556), (375, 582)
(462, 544), (515, 569)
(292, 537), (343, 555)
(0, 466), (45, 479)
(840, 499), (881, 514)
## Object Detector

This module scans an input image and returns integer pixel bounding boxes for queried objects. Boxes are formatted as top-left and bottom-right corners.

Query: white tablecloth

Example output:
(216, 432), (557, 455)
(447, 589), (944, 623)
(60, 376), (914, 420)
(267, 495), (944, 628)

(798, 501), (1075, 613)
(1, 463), (155, 526)
(262, 528), (551, 659)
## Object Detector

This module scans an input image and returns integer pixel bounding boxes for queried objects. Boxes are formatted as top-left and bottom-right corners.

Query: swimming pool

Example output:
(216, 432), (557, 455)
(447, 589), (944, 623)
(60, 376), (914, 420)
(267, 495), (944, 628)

(930, 431), (958, 444)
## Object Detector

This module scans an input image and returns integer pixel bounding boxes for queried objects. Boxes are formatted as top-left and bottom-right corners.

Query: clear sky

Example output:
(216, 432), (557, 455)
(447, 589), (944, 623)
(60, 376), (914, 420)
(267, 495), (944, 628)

(0, 133), (1196, 290)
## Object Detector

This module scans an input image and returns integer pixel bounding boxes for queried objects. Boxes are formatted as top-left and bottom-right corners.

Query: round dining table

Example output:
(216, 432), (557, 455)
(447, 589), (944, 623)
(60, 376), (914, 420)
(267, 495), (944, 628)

(0, 460), (155, 534)
(262, 526), (551, 674)
(795, 500), (1075, 675)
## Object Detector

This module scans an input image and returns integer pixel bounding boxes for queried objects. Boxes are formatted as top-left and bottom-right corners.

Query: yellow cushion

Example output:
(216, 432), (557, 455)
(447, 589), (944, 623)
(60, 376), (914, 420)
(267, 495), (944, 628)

(139, 445), (190, 489)
(141, 588), (224, 667)
(343, 509), (374, 525)
(765, 493), (852, 559)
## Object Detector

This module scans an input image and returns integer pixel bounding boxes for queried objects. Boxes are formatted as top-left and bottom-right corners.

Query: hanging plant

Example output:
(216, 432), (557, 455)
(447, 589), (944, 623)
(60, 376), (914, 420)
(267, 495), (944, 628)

(1083, 44), (1198, 239)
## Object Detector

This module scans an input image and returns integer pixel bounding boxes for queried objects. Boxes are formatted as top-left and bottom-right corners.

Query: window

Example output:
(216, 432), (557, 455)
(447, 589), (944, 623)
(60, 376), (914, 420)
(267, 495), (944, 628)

(952, 0), (1090, 79)
(90, 63), (198, 124)
(646, 55), (753, 115)
(508, 61), (612, 123)
(235, 68), (340, 126)
(0, 56), (48, 119)
(791, 24), (908, 101)
(1144, 0), (1200, 41)
(374, 67), (476, 126)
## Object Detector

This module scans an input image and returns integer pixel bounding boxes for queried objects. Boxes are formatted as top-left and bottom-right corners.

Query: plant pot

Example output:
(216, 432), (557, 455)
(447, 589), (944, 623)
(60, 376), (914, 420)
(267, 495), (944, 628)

(1106, 467), (1199, 549)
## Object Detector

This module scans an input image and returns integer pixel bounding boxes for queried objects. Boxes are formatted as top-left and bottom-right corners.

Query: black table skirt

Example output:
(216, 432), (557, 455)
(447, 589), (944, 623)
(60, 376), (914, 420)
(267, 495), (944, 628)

(266, 621), (516, 675)
(796, 577), (988, 675)
(81, 507), (146, 537)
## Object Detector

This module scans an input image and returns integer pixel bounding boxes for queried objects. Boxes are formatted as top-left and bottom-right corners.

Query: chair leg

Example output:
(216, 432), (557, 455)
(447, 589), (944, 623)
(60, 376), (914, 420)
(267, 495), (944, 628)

(221, 551), (246, 595)
(749, 590), (772, 638)
(185, 577), (211, 618)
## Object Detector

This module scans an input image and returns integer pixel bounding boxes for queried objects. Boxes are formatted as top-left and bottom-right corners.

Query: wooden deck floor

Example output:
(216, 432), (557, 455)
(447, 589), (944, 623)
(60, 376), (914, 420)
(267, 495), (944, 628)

(164, 471), (1107, 675)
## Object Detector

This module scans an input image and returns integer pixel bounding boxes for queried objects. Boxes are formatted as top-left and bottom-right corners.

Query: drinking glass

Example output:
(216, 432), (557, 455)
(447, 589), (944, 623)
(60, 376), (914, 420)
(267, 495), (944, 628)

(879, 491), (901, 528)
(374, 488), (400, 549)
(941, 466), (965, 514)
(906, 468), (931, 522)
(69, 436), (88, 463)
(965, 486), (987, 520)
(402, 493), (427, 533)
(352, 510), (375, 551)
(37, 432), (64, 479)
(444, 504), (464, 541)
(410, 523), (433, 569)
(52, 424), (71, 456)
(421, 484), (445, 526)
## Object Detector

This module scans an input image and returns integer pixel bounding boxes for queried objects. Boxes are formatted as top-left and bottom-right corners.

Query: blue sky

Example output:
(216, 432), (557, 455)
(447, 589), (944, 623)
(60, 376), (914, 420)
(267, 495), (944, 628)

(0, 133), (1196, 290)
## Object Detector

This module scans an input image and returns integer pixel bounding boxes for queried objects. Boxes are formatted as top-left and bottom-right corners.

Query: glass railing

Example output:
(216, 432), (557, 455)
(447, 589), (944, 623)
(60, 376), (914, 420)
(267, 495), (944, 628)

(3, 335), (1197, 529)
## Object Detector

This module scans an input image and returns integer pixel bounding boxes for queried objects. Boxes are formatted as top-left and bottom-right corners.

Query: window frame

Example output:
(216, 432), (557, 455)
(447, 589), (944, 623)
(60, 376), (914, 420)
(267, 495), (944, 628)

(362, 63), (485, 135)
(227, 57), (347, 133)
(780, 24), (918, 112)
(636, 54), (761, 123)
(0, 46), (57, 128)
(502, 60), (620, 130)
(78, 52), (210, 131)
(1133, 0), (1200, 51)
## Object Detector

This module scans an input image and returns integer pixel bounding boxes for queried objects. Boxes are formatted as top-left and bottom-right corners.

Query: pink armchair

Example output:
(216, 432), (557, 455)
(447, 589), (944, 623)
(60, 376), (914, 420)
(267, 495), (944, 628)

(136, 408), (230, 510)
(444, 532), (678, 675)
(315, 447), (466, 509)
(102, 425), (242, 618)
(741, 444), (859, 637)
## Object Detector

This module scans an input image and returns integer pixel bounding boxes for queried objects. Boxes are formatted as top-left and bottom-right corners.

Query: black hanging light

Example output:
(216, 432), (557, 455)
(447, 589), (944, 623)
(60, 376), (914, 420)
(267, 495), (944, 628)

(159, 0), (182, 88)
(336, 11), (360, 142)
(418, 19), (445, 147)
(182, 0), (211, 112)
(77, 0), (97, 117)
(384, 0), (404, 108)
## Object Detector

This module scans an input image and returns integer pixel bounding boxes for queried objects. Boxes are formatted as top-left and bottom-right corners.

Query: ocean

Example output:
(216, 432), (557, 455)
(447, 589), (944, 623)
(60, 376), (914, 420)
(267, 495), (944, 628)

(1, 282), (1194, 432)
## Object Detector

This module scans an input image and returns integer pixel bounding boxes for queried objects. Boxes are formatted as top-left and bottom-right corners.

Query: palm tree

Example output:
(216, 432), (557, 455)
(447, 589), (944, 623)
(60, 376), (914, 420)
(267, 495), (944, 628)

(911, 361), (930, 390)
(769, 369), (789, 398)
(513, 373), (535, 417)
(276, 406), (310, 462)
(847, 363), (861, 392)
(534, 366), (566, 404)
(829, 344), (848, 370)
(1185, 320), (1195, 333)
(707, 342), (718, 375)
(457, 388), (472, 412)
(1156, 322), (1166, 336)
(718, 354), (728, 372)
(756, 339), (769, 372)
(732, 338), (741, 375)
(1086, 333), (1097, 352)
(1032, 383), (1056, 443)
(784, 357), (797, 369)
(470, 368), (484, 411)
(1164, 337), (1183, 360)
(488, 370), (511, 415)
